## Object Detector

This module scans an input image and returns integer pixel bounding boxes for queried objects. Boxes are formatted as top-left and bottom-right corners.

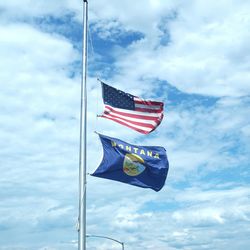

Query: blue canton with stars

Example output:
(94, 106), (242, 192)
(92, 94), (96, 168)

(102, 82), (135, 110)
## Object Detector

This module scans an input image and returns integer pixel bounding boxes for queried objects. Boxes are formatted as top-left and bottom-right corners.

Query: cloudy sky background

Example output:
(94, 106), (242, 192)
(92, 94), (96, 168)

(0, 0), (250, 249)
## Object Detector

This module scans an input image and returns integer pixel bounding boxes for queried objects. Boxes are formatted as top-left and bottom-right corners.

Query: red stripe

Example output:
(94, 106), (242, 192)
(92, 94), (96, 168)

(134, 107), (163, 113)
(103, 112), (157, 129)
(134, 99), (164, 106)
(104, 106), (161, 120)
(101, 115), (151, 134)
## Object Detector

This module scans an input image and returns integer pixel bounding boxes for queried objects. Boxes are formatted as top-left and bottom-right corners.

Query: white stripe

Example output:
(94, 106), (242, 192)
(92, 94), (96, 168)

(134, 97), (163, 104)
(105, 105), (162, 117)
(104, 108), (159, 125)
(102, 114), (152, 132)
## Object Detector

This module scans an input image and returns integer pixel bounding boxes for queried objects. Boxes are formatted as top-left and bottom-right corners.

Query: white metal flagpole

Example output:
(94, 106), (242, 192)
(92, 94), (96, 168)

(79, 0), (88, 250)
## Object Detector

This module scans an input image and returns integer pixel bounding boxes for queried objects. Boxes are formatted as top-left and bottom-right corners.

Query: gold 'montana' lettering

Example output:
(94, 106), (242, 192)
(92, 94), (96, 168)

(154, 153), (160, 159)
(147, 151), (152, 157)
(140, 149), (145, 155)
(133, 147), (139, 153)
(111, 142), (160, 159)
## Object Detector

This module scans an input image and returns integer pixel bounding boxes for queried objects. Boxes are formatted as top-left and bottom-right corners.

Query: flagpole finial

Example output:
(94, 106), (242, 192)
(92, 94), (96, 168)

(97, 78), (103, 84)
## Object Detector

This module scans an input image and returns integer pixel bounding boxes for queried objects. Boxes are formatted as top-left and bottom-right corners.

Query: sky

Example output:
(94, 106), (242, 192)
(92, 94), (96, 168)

(0, 0), (250, 249)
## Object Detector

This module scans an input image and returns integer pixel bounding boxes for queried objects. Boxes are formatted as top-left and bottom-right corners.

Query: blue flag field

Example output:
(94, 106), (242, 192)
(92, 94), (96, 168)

(92, 134), (169, 191)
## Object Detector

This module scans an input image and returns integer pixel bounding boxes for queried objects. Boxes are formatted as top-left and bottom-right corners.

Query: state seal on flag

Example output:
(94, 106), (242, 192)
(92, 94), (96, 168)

(123, 154), (146, 176)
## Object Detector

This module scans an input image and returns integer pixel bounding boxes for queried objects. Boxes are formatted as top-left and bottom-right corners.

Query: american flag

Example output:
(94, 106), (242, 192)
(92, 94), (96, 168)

(99, 82), (164, 134)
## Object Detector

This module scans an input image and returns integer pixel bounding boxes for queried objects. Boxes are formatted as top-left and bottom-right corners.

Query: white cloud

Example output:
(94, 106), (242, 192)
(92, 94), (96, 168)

(0, 0), (78, 20)
(1, 1), (250, 249)
(90, 0), (250, 97)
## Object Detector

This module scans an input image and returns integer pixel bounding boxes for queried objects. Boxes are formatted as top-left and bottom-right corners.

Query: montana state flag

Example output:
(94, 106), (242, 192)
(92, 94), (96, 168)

(91, 134), (169, 191)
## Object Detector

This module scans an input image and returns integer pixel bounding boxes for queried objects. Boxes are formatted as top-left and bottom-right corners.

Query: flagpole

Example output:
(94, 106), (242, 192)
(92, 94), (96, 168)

(79, 1), (88, 250)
